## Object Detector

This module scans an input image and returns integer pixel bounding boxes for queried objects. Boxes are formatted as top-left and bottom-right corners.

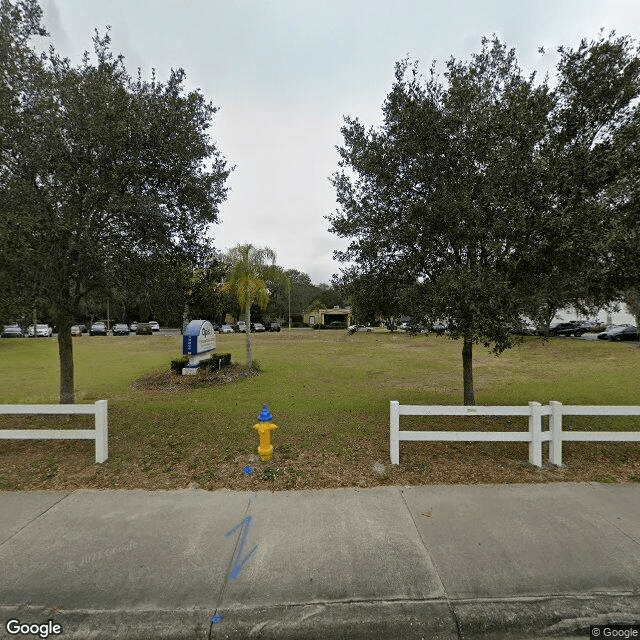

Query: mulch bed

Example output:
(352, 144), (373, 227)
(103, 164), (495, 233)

(131, 364), (261, 393)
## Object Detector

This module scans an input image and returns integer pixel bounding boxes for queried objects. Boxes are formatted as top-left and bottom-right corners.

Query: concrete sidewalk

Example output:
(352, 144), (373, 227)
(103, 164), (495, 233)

(1, 483), (639, 639)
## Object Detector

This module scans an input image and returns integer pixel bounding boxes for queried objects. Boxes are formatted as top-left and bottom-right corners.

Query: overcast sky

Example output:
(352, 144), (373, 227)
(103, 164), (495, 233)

(39, 0), (640, 284)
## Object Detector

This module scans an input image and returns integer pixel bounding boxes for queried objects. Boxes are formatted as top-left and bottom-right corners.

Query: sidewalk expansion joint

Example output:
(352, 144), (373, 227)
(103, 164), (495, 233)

(207, 493), (255, 630)
(397, 487), (463, 638)
(0, 492), (71, 547)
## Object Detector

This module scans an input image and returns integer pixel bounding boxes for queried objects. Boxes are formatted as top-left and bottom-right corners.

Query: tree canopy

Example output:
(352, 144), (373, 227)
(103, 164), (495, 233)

(0, 0), (231, 402)
(328, 34), (640, 404)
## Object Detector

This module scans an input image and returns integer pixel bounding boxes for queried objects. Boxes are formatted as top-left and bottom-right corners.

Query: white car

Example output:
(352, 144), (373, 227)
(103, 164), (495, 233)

(219, 324), (234, 334)
(27, 324), (53, 337)
(347, 324), (373, 333)
(149, 321), (160, 332)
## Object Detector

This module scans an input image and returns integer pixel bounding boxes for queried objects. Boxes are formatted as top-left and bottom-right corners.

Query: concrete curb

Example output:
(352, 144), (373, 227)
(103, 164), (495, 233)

(2, 596), (639, 639)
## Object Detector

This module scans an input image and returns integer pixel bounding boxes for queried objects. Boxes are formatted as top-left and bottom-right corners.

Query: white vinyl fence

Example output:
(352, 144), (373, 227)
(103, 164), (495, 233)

(0, 400), (108, 463)
(390, 400), (640, 467)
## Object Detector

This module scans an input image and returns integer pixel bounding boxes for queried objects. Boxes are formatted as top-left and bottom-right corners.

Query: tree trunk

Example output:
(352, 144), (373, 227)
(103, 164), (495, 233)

(462, 334), (475, 406)
(56, 314), (75, 404)
(245, 302), (253, 367)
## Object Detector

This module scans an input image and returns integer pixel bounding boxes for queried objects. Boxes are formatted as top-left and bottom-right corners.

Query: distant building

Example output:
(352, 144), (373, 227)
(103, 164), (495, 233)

(552, 305), (635, 326)
(304, 306), (352, 327)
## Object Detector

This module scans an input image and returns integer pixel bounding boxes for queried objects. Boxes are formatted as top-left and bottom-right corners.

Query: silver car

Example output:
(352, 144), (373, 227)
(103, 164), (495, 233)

(2, 324), (23, 338)
(28, 324), (53, 337)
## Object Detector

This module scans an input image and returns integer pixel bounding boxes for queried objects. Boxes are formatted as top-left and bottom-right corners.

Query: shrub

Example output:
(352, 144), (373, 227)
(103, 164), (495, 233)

(198, 353), (232, 371)
(170, 356), (189, 374)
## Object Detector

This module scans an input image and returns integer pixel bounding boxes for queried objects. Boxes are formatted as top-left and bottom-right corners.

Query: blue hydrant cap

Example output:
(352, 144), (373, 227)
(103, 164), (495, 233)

(258, 404), (272, 422)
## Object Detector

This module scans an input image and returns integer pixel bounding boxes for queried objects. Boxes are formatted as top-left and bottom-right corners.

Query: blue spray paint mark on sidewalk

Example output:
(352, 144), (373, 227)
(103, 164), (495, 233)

(225, 515), (258, 580)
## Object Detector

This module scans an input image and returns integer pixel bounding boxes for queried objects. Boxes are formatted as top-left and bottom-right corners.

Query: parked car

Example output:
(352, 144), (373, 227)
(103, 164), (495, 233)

(70, 325), (82, 337)
(149, 321), (160, 332)
(253, 323), (266, 332)
(28, 324), (53, 337)
(347, 324), (372, 334)
(90, 322), (107, 336)
(268, 322), (281, 332)
(235, 321), (247, 333)
(554, 321), (591, 337)
(112, 323), (130, 336)
(219, 324), (234, 334)
(327, 321), (347, 329)
(509, 323), (536, 336)
(597, 325), (638, 341)
(2, 324), (23, 338)
(136, 322), (153, 335)
(549, 322), (577, 336)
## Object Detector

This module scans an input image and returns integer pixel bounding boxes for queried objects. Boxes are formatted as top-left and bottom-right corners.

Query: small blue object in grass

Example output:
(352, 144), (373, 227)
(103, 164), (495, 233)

(243, 466), (253, 475)
(211, 614), (221, 624)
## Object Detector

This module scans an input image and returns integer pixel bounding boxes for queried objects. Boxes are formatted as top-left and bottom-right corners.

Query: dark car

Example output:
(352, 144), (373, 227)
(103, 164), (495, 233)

(597, 325), (638, 341)
(553, 321), (590, 337)
(549, 321), (577, 336)
(268, 322), (281, 332)
(90, 322), (107, 336)
(136, 322), (153, 335)
(112, 323), (130, 336)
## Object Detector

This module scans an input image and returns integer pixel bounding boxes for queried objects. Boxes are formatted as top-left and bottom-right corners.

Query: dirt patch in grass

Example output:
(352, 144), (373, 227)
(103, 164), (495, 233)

(131, 364), (261, 393)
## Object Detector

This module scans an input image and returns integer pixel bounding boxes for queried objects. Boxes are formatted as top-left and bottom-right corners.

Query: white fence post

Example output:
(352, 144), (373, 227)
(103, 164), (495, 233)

(390, 401), (400, 465)
(528, 401), (542, 468)
(94, 400), (108, 463)
(549, 401), (563, 467)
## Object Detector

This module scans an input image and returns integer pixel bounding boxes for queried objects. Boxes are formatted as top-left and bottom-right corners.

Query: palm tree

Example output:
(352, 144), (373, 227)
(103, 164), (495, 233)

(222, 244), (287, 367)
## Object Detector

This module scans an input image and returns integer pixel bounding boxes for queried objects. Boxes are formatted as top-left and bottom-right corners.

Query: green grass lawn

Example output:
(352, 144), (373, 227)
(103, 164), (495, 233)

(0, 330), (639, 490)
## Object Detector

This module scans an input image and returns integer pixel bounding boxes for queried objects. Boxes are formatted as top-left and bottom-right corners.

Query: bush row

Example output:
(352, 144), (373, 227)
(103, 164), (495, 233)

(170, 353), (232, 374)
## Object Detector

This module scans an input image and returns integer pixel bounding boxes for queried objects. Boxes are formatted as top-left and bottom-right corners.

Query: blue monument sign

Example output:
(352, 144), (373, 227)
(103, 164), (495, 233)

(182, 320), (216, 375)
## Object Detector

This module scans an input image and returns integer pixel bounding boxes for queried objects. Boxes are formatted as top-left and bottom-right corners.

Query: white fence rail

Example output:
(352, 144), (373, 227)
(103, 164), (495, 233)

(390, 400), (640, 467)
(0, 400), (108, 463)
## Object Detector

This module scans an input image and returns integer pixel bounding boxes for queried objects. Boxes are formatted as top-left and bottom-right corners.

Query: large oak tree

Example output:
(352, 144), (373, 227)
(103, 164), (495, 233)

(0, 0), (231, 402)
(328, 35), (639, 405)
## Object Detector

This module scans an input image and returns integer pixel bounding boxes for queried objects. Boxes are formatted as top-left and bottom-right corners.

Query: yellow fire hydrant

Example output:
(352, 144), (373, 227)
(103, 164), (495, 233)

(253, 405), (278, 462)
